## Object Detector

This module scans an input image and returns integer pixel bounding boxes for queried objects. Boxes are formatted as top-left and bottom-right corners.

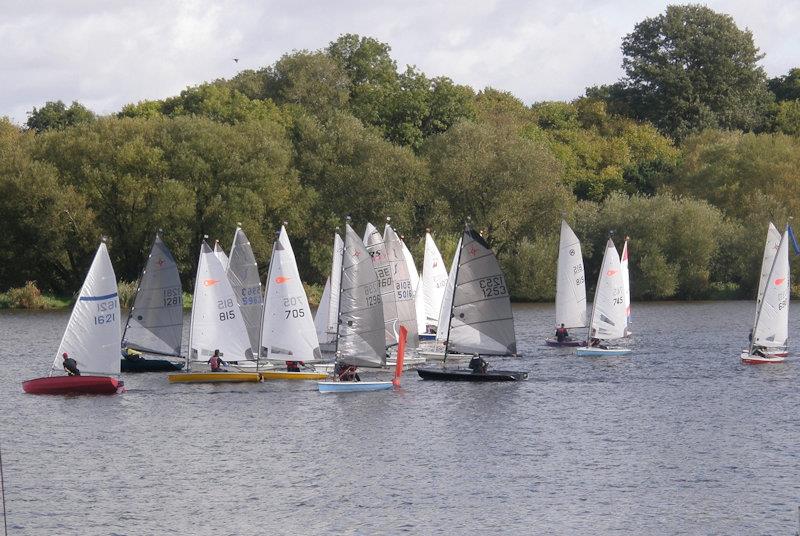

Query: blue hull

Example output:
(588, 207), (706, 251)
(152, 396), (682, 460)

(317, 381), (393, 393)
(419, 333), (437, 341)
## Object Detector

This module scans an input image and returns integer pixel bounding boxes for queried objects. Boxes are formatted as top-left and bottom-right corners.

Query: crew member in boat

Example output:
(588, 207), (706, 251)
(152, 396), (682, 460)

(208, 350), (227, 372)
(468, 355), (488, 374)
(589, 338), (608, 349)
(62, 352), (80, 376)
(285, 360), (305, 372)
(335, 362), (360, 381)
(555, 323), (569, 343)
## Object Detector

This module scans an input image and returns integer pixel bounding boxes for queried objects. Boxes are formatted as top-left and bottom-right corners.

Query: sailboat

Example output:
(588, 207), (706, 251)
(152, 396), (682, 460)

(314, 231), (343, 354)
(546, 220), (587, 347)
(318, 219), (403, 392)
(741, 223), (790, 364)
(417, 222), (527, 381)
(169, 238), (261, 383)
(419, 236), (465, 361)
(383, 220), (419, 350)
(575, 237), (632, 357)
(23, 239), (125, 394)
(121, 231), (185, 372)
(621, 237), (632, 337)
(258, 224), (328, 380)
(363, 221), (399, 348)
(401, 236), (428, 340)
(419, 230), (449, 340)
(227, 225), (263, 356)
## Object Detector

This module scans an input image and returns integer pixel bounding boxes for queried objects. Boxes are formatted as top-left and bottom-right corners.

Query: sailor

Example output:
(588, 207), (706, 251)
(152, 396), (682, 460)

(468, 354), (488, 374)
(335, 362), (360, 382)
(555, 323), (569, 342)
(62, 352), (80, 376)
(208, 349), (227, 372)
(286, 360), (305, 372)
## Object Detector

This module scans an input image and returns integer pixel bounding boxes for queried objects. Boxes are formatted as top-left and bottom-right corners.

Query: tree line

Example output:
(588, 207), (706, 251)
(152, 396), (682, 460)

(2, 4), (799, 302)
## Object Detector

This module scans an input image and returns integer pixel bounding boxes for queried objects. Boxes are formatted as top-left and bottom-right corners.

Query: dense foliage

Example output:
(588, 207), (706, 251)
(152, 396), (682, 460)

(2, 5), (799, 303)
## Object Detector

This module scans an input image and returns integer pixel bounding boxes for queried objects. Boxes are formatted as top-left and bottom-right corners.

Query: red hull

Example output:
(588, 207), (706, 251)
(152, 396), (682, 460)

(22, 375), (124, 395)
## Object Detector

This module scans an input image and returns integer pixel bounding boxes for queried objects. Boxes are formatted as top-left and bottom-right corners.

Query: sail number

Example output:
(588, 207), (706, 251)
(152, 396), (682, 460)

(162, 287), (182, 307)
(396, 280), (414, 300)
(217, 298), (236, 321)
(612, 286), (624, 305)
(478, 276), (507, 298)
(364, 282), (382, 306)
(573, 265), (584, 286)
(283, 296), (306, 319)
(778, 291), (788, 310)
(94, 299), (118, 325)
(375, 266), (392, 288)
(241, 286), (262, 305)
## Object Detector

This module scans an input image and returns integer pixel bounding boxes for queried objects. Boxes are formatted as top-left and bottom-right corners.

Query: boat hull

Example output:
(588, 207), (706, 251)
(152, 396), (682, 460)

(22, 375), (124, 395)
(317, 381), (393, 393)
(418, 351), (473, 362)
(740, 351), (787, 364)
(120, 358), (184, 373)
(416, 369), (528, 381)
(545, 338), (585, 347)
(168, 372), (261, 383)
(418, 333), (437, 341)
(260, 371), (329, 381)
(576, 347), (632, 357)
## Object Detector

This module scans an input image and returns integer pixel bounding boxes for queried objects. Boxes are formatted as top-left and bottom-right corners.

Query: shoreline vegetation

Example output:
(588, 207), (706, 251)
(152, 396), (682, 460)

(2, 6), (800, 303)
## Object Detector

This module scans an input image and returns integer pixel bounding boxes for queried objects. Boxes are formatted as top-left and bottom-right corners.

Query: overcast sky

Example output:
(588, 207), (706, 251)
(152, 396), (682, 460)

(2, 0), (798, 125)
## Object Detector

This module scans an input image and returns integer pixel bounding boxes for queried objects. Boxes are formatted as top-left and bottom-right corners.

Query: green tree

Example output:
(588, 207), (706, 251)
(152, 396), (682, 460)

(264, 51), (350, 116)
(768, 68), (800, 102)
(26, 100), (95, 132)
(620, 5), (773, 139)
(775, 100), (800, 136)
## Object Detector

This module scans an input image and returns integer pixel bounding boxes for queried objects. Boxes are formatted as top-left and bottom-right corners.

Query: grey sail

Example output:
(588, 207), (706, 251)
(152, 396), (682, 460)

(447, 226), (517, 355)
(122, 233), (183, 356)
(363, 222), (398, 345)
(338, 223), (386, 367)
(227, 226), (263, 355)
(383, 223), (419, 349)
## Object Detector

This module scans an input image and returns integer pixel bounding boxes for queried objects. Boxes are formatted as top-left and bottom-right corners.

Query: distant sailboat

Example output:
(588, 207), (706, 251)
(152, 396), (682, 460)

(420, 230), (449, 340)
(576, 237), (631, 357)
(258, 224), (327, 380)
(546, 220), (587, 347)
(417, 222), (527, 381)
(23, 240), (125, 394)
(227, 225), (263, 356)
(318, 219), (399, 392)
(741, 223), (790, 364)
(621, 237), (632, 337)
(121, 231), (185, 372)
(314, 231), (343, 353)
(169, 238), (260, 383)
(400, 236), (428, 338)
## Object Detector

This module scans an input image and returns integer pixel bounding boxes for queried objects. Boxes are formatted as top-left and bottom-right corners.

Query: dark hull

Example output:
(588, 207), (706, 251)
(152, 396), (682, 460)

(121, 358), (184, 373)
(417, 368), (528, 382)
(545, 338), (585, 347)
(23, 375), (124, 395)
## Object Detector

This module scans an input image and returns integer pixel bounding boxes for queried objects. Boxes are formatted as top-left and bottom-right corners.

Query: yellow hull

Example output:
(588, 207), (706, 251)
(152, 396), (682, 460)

(260, 371), (329, 381)
(168, 372), (261, 383)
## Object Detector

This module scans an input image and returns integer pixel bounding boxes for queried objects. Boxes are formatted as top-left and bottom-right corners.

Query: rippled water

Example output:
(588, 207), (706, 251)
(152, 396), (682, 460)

(1, 302), (799, 535)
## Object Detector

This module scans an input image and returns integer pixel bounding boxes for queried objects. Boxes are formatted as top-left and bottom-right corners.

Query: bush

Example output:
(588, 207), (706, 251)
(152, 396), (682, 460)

(6, 281), (46, 309)
(117, 281), (138, 309)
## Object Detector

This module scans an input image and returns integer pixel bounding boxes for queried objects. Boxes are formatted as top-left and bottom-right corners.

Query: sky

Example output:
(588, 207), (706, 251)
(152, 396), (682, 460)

(2, 0), (798, 125)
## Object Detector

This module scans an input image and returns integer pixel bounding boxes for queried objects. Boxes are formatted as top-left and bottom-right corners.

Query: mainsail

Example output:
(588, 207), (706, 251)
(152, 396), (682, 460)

(555, 220), (587, 329)
(751, 227), (790, 352)
(435, 237), (461, 343)
(621, 237), (631, 336)
(52, 241), (121, 376)
(446, 226), (517, 355)
(260, 225), (321, 362)
(364, 222), (398, 345)
(338, 223), (386, 367)
(314, 232), (343, 346)
(756, 223), (782, 307)
(422, 231), (449, 332)
(384, 223), (418, 349)
(227, 226), (263, 355)
(213, 241), (229, 270)
(188, 241), (252, 362)
(401, 238), (428, 335)
(587, 239), (626, 341)
(122, 232), (183, 356)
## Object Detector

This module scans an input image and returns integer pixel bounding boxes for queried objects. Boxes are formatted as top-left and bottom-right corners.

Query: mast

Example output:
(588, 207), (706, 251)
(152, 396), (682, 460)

(122, 231), (159, 345)
(257, 228), (280, 372)
(186, 235), (207, 372)
(333, 220), (347, 366)
(442, 221), (467, 366)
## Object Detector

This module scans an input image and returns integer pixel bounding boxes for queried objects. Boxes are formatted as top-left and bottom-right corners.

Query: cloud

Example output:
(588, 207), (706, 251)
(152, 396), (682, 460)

(1, 0), (797, 124)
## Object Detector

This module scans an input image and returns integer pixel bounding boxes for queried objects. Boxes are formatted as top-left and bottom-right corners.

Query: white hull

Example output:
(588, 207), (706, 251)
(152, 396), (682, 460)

(740, 350), (787, 364)
(576, 347), (632, 357)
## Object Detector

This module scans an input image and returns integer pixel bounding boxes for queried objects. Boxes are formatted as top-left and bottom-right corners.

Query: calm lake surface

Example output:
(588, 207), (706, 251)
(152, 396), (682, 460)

(1, 301), (799, 535)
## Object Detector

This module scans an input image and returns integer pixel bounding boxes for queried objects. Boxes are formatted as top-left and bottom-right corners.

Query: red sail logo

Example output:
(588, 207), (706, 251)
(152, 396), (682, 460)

(275, 276), (291, 284)
(606, 269), (619, 277)
(774, 277), (786, 286)
(203, 279), (219, 287)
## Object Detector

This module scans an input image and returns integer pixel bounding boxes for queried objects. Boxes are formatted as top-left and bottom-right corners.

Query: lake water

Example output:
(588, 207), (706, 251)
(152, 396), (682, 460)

(0, 301), (799, 535)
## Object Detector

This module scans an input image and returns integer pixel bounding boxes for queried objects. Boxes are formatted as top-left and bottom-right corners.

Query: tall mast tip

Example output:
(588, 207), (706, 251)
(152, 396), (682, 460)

(101, 235), (108, 243)
(204, 234), (209, 239)
(237, 222), (242, 227)
(386, 216), (391, 223)
(426, 227), (431, 233)
(283, 221), (288, 227)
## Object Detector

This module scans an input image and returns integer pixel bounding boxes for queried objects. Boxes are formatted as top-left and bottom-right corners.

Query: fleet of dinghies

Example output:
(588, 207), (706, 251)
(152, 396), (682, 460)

(22, 217), (797, 396)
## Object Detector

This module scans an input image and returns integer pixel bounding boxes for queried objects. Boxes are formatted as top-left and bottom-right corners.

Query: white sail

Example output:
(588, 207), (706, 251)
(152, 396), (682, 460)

(364, 222), (397, 345)
(338, 223), (386, 367)
(422, 232), (449, 331)
(435, 237), (461, 343)
(587, 239), (626, 341)
(314, 232), (343, 346)
(752, 227), (790, 351)
(555, 220), (587, 329)
(401, 239), (428, 335)
(384, 223), (418, 349)
(52, 241), (121, 375)
(756, 223), (782, 306)
(188, 241), (252, 362)
(621, 237), (631, 336)
(314, 277), (333, 344)
(213, 241), (229, 271)
(227, 226), (263, 355)
(447, 227), (517, 355)
(260, 225), (321, 362)
(122, 232), (183, 356)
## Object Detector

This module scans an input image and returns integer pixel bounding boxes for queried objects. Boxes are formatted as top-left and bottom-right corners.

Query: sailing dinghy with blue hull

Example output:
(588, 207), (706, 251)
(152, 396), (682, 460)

(417, 222), (527, 381)
(545, 220), (588, 348)
(121, 231), (185, 372)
